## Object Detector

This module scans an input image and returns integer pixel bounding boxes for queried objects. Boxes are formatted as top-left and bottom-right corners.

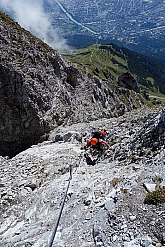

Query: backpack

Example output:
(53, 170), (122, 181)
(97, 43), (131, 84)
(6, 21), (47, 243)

(101, 130), (106, 136)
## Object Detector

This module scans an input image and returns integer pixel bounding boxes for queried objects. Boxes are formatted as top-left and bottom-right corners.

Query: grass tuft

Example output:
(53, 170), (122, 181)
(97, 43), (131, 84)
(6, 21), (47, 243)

(144, 189), (165, 205)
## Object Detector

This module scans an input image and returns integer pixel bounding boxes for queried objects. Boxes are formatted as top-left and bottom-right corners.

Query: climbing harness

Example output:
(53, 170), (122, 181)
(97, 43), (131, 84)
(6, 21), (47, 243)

(48, 153), (83, 247)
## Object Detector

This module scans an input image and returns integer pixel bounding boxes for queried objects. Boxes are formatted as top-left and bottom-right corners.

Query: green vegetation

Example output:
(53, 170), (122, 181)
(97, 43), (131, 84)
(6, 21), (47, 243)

(63, 43), (165, 96)
(122, 47), (165, 94)
(144, 189), (165, 205)
(152, 176), (163, 184)
(146, 77), (155, 86)
(87, 25), (98, 31)
(63, 44), (128, 80)
(0, 11), (17, 26)
(68, 24), (75, 30)
(111, 178), (122, 187)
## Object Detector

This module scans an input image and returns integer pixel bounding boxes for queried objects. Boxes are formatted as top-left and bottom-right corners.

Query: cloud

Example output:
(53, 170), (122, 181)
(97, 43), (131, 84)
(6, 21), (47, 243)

(0, 0), (70, 51)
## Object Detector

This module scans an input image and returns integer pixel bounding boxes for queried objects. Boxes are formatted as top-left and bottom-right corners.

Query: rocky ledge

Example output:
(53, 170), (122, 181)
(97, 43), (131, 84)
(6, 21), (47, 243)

(0, 107), (164, 247)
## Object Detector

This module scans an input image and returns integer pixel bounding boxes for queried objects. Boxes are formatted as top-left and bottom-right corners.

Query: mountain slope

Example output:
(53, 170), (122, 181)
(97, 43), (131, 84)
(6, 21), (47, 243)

(63, 44), (165, 95)
(0, 11), (165, 247)
(0, 108), (164, 246)
(0, 12), (147, 157)
(122, 47), (165, 94)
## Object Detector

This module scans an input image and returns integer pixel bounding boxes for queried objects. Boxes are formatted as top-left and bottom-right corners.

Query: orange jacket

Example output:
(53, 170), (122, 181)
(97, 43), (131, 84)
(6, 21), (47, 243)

(86, 137), (110, 149)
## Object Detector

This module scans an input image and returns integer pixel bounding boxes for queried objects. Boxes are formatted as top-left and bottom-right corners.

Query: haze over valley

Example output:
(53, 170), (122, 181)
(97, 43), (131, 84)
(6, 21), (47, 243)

(45, 0), (165, 59)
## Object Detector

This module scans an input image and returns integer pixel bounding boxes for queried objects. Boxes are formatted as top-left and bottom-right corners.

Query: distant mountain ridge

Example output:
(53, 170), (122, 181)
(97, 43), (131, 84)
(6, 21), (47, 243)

(63, 44), (165, 94)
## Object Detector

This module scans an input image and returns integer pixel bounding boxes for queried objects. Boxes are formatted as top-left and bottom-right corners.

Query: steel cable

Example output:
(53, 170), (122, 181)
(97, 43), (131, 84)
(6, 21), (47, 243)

(48, 165), (73, 247)
(48, 153), (83, 247)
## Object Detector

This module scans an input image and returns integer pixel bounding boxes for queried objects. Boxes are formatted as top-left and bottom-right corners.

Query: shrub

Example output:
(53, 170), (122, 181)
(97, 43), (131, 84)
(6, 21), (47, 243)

(111, 178), (121, 187)
(144, 189), (165, 205)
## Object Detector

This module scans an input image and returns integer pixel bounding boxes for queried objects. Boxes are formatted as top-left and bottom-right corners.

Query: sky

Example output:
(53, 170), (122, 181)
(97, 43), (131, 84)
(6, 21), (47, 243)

(0, 0), (70, 51)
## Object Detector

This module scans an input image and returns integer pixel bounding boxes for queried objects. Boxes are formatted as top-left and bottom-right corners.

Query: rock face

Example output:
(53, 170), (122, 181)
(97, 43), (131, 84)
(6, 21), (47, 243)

(118, 72), (140, 93)
(132, 109), (165, 149)
(0, 12), (145, 157)
(0, 107), (164, 247)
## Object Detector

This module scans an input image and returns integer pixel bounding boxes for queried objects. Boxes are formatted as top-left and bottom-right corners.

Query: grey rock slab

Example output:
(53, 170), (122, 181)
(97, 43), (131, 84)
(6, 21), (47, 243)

(143, 183), (157, 192)
(140, 235), (152, 246)
(159, 181), (165, 189)
(130, 215), (137, 221)
(0, 108), (165, 247)
(162, 232), (165, 244)
(104, 199), (116, 213)
(124, 239), (140, 246)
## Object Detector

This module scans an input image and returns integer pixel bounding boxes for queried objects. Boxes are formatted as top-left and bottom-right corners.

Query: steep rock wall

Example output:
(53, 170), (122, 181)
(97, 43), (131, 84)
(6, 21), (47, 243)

(0, 13), (144, 157)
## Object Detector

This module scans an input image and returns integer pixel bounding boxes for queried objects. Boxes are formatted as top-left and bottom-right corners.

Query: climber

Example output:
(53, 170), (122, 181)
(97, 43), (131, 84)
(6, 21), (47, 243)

(85, 130), (110, 154)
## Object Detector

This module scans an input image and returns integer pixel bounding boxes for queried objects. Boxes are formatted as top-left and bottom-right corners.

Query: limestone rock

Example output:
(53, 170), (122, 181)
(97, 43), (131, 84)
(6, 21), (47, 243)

(0, 108), (164, 247)
(143, 183), (157, 192)
(0, 13), (145, 157)
(118, 72), (140, 93)
(159, 181), (165, 189)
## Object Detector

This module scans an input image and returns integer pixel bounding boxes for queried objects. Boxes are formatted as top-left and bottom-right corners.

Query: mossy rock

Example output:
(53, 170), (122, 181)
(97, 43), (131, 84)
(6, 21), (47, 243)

(111, 178), (122, 187)
(152, 176), (163, 184)
(144, 189), (165, 205)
